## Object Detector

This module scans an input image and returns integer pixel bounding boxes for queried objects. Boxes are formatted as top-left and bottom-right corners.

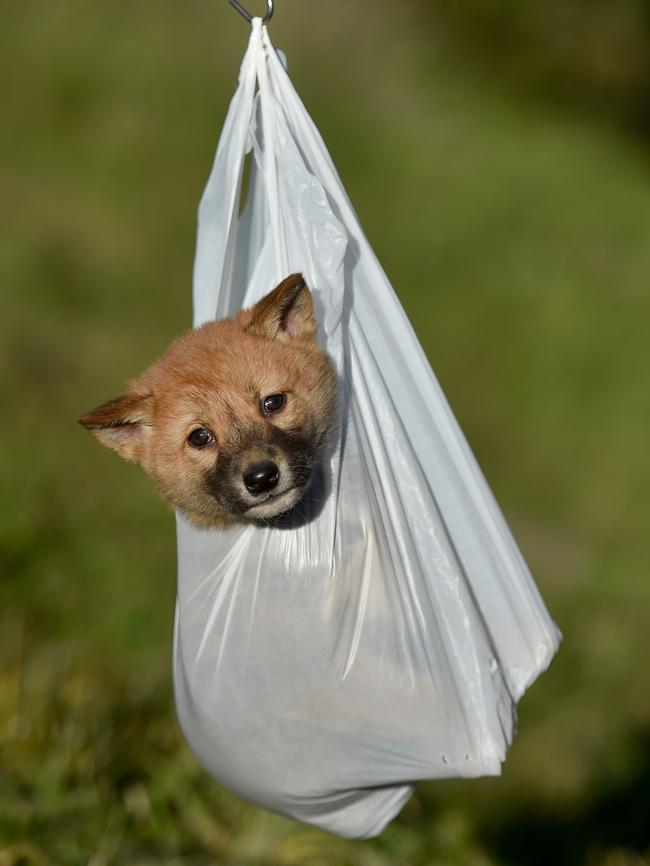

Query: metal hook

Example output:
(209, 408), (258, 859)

(229, 0), (274, 24)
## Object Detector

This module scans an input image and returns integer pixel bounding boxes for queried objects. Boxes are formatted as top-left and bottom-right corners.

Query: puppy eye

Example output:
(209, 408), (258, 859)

(187, 427), (215, 449)
(261, 393), (285, 415)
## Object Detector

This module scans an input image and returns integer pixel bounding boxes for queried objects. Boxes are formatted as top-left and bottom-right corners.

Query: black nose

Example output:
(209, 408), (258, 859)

(243, 461), (279, 495)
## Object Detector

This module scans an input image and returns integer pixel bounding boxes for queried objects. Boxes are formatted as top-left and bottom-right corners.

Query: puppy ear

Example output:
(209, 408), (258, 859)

(244, 273), (317, 342)
(79, 391), (154, 462)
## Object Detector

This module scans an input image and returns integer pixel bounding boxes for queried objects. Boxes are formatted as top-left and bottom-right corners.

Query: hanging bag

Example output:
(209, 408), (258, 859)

(174, 17), (561, 839)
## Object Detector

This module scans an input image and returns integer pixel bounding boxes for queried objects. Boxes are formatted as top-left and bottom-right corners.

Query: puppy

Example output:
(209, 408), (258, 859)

(79, 274), (337, 528)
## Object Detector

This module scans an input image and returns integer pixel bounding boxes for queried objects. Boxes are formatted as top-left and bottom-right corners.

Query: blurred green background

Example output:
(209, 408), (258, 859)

(1, 1), (649, 863)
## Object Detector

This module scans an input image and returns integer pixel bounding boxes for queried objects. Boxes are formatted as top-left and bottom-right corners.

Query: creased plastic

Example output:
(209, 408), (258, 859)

(173, 18), (561, 839)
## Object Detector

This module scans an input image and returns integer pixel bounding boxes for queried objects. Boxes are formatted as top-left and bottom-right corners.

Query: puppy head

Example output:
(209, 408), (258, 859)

(79, 274), (337, 528)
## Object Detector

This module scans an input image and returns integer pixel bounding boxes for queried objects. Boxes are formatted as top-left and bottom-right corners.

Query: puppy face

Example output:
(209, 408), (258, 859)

(80, 274), (337, 528)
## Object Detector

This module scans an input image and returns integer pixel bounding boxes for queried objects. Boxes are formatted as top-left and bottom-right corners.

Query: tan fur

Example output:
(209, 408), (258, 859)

(80, 274), (337, 528)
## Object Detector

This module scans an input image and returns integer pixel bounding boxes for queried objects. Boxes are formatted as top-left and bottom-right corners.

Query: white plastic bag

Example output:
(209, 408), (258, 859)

(173, 19), (561, 839)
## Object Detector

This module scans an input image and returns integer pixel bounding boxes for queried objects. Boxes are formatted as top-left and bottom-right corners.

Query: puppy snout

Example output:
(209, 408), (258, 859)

(243, 460), (279, 496)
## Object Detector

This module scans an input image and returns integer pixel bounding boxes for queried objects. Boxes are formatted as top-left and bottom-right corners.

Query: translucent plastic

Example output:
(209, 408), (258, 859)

(173, 19), (561, 839)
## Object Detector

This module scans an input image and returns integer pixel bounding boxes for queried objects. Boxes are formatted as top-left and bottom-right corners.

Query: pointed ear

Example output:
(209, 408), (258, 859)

(79, 391), (154, 463)
(244, 273), (317, 342)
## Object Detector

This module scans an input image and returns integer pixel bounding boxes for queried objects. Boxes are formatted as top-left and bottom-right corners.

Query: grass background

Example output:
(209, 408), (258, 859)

(1, 1), (649, 863)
